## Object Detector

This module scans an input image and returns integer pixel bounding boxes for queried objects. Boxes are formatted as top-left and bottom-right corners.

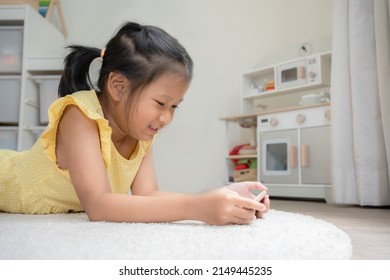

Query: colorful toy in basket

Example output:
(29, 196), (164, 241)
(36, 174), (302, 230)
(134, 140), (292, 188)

(229, 144), (257, 182)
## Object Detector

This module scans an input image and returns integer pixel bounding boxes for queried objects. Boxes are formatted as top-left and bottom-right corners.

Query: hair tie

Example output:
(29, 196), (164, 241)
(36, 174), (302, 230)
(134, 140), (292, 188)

(100, 48), (106, 58)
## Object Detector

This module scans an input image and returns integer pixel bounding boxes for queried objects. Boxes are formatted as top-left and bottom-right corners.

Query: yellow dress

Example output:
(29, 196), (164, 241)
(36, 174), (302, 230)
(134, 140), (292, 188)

(0, 90), (154, 214)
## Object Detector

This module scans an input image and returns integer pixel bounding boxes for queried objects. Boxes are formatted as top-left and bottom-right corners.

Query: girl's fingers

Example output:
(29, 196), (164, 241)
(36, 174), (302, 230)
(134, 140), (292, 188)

(263, 196), (271, 213)
(232, 209), (256, 224)
(256, 210), (264, 219)
(255, 196), (271, 219)
(233, 195), (266, 212)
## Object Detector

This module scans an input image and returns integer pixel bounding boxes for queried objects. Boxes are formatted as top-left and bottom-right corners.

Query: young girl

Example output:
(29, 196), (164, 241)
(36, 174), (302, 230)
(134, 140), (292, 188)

(0, 22), (270, 225)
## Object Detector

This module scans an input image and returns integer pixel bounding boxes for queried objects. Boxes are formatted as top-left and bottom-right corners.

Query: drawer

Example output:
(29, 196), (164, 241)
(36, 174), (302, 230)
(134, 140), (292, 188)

(0, 26), (23, 73)
(0, 127), (18, 150)
(0, 75), (21, 123)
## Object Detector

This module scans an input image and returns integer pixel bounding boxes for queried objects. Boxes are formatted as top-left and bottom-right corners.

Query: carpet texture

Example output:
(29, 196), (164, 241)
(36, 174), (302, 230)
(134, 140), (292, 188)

(0, 209), (352, 260)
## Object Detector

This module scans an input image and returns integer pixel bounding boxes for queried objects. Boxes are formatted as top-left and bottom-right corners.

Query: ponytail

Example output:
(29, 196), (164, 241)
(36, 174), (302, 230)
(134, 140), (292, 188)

(58, 45), (101, 97)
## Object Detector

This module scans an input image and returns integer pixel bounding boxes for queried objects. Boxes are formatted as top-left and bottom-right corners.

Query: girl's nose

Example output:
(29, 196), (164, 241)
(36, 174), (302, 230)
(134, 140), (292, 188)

(159, 110), (173, 124)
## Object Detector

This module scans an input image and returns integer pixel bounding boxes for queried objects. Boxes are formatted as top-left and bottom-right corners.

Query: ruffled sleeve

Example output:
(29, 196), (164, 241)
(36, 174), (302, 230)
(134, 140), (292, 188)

(40, 90), (111, 165)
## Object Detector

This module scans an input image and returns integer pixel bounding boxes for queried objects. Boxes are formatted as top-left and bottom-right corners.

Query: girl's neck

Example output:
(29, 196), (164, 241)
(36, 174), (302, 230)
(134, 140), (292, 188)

(97, 92), (138, 160)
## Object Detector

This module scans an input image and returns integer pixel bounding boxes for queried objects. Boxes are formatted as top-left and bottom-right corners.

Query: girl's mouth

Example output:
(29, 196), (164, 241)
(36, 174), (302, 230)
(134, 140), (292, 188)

(148, 124), (159, 134)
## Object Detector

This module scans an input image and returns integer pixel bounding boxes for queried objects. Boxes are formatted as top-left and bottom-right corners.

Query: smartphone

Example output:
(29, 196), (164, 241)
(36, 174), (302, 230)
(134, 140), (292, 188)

(255, 190), (267, 202)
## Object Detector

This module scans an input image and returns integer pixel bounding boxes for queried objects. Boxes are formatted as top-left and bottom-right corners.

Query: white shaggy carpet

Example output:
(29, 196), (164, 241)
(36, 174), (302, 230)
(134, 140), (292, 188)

(0, 209), (352, 260)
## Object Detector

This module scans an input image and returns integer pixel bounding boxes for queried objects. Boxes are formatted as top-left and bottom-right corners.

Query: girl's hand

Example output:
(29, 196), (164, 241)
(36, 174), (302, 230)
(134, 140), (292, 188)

(196, 182), (268, 225)
(226, 181), (270, 219)
(256, 194), (270, 219)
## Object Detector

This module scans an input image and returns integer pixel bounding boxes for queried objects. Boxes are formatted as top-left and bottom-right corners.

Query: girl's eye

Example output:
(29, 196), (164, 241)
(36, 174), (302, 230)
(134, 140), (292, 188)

(155, 100), (179, 110)
(155, 100), (164, 107)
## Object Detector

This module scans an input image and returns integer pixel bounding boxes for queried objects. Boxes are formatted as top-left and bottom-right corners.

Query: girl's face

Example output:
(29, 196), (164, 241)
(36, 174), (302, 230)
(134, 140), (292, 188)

(125, 72), (189, 141)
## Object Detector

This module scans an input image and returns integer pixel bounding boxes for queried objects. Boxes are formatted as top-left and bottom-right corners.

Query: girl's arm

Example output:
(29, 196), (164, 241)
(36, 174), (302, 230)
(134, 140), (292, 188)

(56, 106), (266, 225)
(131, 148), (270, 223)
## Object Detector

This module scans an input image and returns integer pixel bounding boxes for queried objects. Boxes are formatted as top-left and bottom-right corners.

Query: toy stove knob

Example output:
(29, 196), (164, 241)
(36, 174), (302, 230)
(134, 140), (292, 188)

(296, 113), (306, 124)
(308, 71), (317, 79)
(269, 118), (279, 127)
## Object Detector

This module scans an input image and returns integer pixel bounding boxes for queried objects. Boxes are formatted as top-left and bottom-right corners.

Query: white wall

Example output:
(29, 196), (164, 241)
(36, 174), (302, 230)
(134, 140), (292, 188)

(58, 0), (333, 193)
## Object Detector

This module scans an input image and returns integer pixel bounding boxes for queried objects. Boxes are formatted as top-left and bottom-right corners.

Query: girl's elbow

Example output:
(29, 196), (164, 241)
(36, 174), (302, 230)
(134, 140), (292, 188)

(83, 203), (108, 222)
(85, 209), (105, 222)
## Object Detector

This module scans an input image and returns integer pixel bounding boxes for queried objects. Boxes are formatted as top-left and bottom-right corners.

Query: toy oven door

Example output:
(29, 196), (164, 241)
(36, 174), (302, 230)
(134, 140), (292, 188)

(259, 129), (299, 184)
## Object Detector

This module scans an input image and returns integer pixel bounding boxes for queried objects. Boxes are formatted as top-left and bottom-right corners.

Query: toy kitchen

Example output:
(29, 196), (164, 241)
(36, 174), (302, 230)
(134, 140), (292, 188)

(221, 51), (333, 202)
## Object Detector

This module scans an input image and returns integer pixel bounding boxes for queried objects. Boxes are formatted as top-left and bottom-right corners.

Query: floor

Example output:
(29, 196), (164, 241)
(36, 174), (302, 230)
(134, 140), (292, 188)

(270, 198), (390, 260)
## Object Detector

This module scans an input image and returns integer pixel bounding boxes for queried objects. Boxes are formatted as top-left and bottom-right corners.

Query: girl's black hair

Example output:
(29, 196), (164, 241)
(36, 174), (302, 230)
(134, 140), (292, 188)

(58, 22), (193, 97)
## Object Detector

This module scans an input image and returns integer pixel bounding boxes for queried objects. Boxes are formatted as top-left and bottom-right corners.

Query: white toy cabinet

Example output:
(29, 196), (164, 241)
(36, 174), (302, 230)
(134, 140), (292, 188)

(0, 5), (64, 151)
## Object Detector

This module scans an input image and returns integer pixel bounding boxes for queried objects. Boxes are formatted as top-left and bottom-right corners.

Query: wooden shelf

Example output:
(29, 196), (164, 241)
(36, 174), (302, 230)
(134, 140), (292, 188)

(220, 113), (258, 122)
(227, 154), (257, 160)
(220, 102), (331, 122)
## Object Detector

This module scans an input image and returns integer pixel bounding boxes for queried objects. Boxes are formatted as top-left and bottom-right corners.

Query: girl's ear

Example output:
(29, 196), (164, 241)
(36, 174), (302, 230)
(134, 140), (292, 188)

(107, 72), (129, 102)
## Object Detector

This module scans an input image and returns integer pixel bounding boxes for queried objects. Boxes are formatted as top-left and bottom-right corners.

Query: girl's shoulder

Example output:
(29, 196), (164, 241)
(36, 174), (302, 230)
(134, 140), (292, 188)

(55, 103), (102, 170)
(51, 90), (104, 121)
(40, 90), (109, 162)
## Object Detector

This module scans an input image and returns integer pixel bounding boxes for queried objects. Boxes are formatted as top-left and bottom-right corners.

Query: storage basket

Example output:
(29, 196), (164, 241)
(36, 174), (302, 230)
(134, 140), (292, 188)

(234, 168), (257, 182)
(0, 26), (23, 73)
(0, 128), (18, 150)
(0, 76), (21, 124)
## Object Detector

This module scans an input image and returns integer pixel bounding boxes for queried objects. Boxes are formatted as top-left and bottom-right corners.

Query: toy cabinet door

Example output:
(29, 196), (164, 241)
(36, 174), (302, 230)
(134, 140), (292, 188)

(300, 126), (331, 184)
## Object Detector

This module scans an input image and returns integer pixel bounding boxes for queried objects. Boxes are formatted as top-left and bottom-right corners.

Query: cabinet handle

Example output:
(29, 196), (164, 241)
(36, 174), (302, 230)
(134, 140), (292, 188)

(301, 144), (309, 167)
(289, 145), (297, 168)
(298, 65), (306, 79)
